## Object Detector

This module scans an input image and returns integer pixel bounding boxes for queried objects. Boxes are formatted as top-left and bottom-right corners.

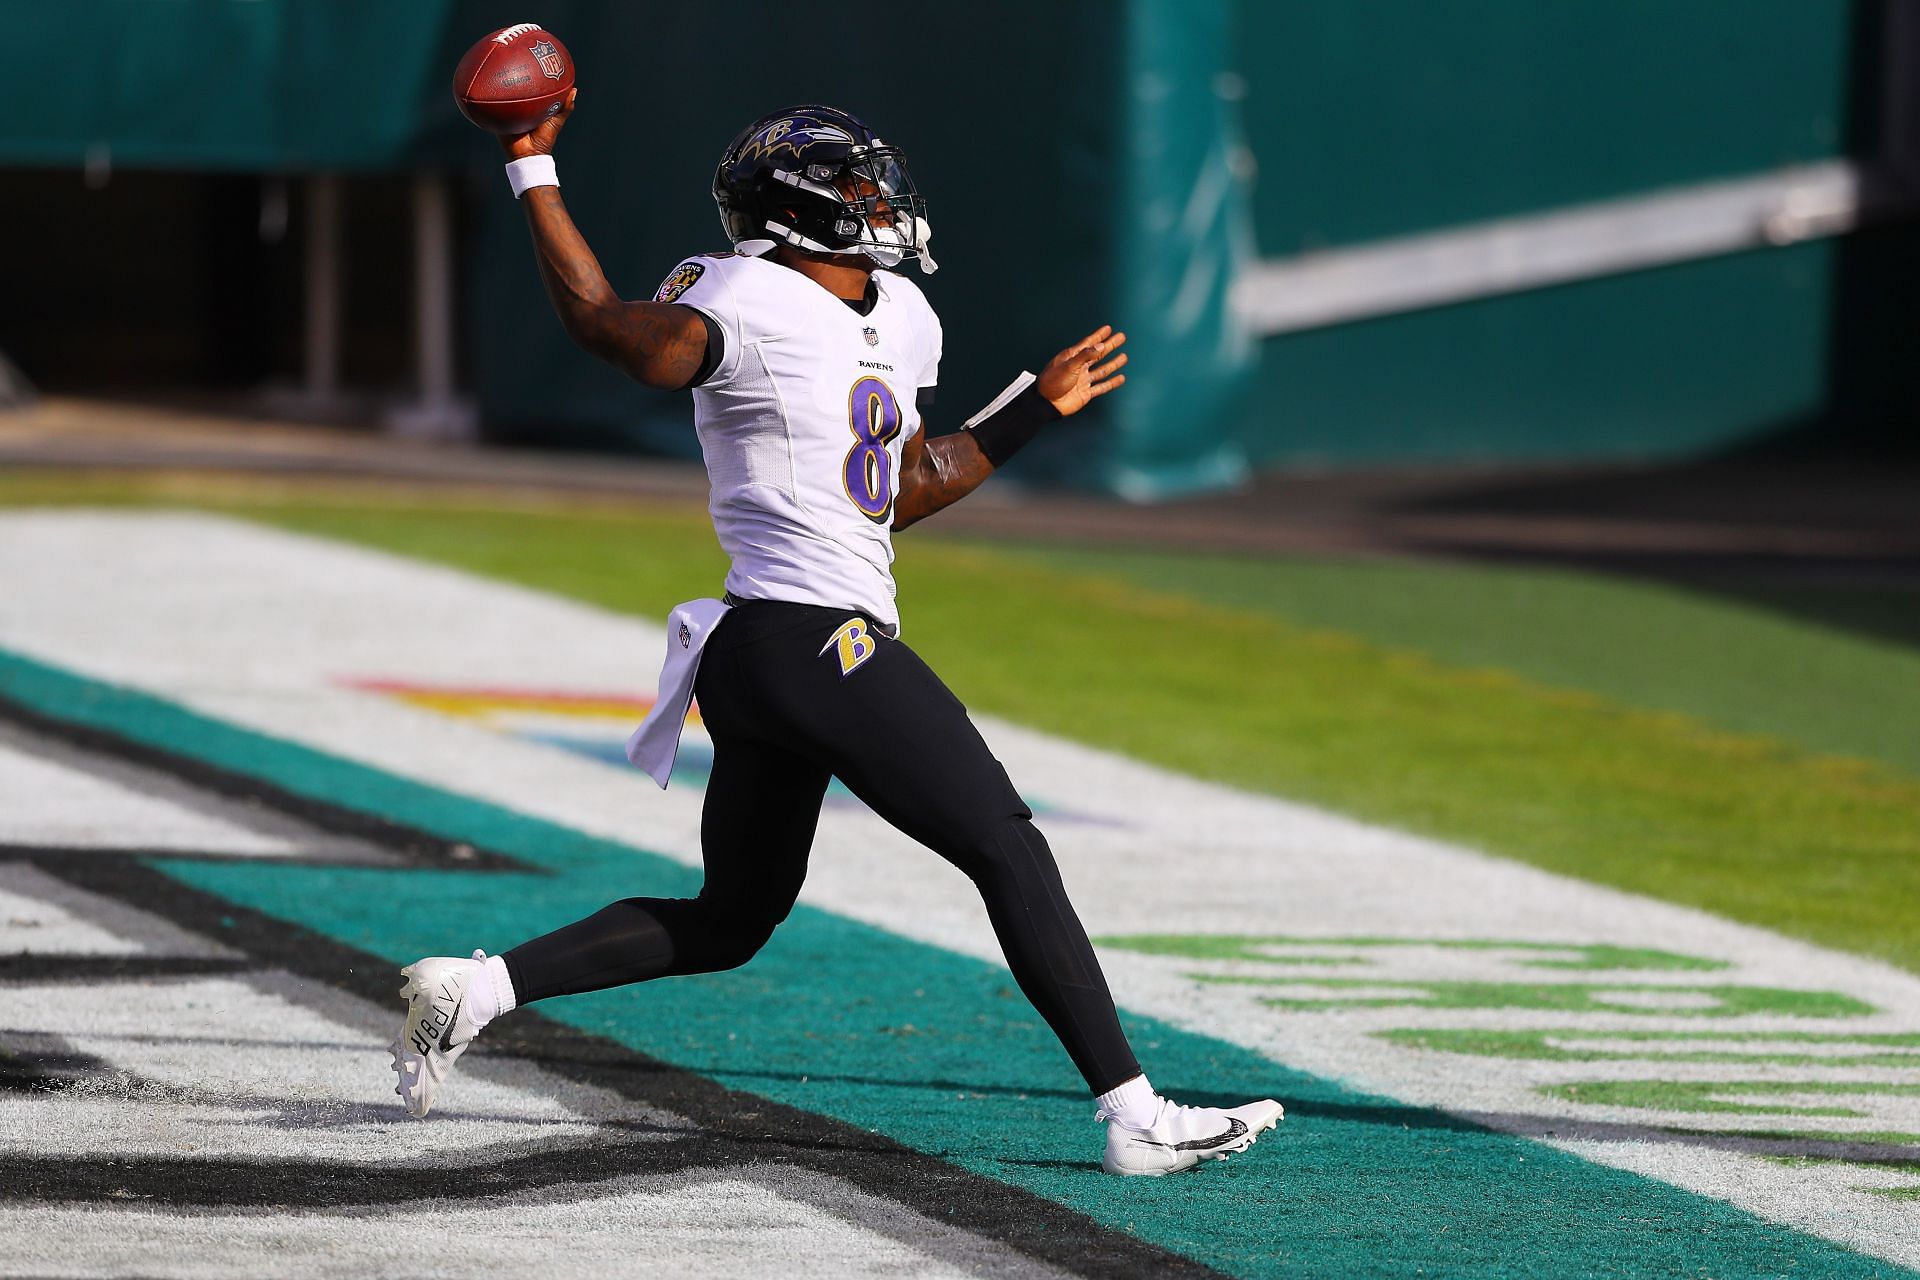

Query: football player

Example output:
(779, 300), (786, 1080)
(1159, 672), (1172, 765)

(393, 95), (1282, 1176)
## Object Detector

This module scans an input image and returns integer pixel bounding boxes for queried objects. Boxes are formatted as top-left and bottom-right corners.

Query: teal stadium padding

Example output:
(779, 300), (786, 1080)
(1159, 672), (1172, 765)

(1107, 0), (1258, 499)
(9, 0), (1899, 486)
(1229, 0), (1874, 467)
(7, 1), (464, 171)
(451, 0), (1149, 485)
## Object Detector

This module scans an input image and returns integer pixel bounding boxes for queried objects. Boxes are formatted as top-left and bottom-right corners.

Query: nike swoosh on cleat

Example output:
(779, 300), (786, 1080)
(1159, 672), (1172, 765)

(1174, 1118), (1248, 1151)
(436, 997), (464, 1054)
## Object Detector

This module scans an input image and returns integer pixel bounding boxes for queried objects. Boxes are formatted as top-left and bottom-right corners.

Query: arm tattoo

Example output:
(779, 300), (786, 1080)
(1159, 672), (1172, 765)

(892, 429), (997, 531)
(521, 188), (708, 390)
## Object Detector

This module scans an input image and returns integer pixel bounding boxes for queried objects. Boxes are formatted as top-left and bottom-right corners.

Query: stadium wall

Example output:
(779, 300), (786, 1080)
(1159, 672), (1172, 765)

(457, 0), (1128, 473)
(1225, 0), (1911, 470)
(9, 0), (1913, 486)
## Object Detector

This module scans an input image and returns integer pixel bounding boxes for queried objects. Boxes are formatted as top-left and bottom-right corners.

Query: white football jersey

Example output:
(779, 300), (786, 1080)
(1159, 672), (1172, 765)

(655, 240), (941, 633)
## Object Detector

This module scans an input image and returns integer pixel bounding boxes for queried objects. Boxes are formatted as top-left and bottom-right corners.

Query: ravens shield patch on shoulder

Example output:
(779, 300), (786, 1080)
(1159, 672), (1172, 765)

(654, 262), (705, 303)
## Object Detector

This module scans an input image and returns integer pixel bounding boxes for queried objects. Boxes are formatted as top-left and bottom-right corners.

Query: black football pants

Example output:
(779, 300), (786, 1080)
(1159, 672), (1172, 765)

(501, 599), (1143, 1094)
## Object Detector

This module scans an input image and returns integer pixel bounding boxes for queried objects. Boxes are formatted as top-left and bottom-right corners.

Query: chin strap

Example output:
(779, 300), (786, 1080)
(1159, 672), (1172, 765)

(910, 217), (938, 273)
(762, 219), (837, 255)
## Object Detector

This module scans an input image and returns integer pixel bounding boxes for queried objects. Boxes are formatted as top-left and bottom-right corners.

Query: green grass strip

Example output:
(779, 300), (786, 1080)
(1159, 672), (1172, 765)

(1768, 1156), (1920, 1203)
(2, 643), (1909, 1280)
(1382, 1027), (1920, 1067)
(1738, 1128), (1920, 1146)
(1002, 544), (1920, 776)
(1197, 977), (1872, 1018)
(1543, 1079), (1920, 1118)
(1099, 934), (1728, 971)
(5, 476), (1919, 980)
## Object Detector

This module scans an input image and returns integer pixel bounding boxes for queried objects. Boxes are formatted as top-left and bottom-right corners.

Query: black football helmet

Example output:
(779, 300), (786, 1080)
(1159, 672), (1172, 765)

(712, 104), (936, 273)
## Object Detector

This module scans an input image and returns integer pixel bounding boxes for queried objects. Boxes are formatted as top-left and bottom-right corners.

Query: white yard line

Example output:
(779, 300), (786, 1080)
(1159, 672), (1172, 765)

(0, 1173), (1034, 1280)
(0, 862), (232, 956)
(0, 974), (673, 1162)
(2, 510), (1916, 1265)
(0, 740), (306, 855)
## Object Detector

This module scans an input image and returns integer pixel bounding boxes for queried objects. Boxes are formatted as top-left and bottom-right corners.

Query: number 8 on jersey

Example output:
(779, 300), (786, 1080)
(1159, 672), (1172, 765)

(843, 376), (903, 523)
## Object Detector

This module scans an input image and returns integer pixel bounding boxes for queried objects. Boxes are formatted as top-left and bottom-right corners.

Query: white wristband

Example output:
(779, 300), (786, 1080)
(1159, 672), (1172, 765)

(505, 155), (558, 199)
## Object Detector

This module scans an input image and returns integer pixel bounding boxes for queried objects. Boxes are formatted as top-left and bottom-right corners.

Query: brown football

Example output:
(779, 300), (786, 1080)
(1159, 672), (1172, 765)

(452, 23), (575, 135)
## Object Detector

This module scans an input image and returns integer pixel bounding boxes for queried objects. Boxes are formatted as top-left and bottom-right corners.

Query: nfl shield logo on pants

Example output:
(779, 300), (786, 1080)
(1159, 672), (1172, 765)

(531, 40), (566, 79)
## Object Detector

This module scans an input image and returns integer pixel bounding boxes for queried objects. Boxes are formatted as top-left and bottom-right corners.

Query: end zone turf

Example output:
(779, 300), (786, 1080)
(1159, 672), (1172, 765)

(1, 509), (1917, 1276)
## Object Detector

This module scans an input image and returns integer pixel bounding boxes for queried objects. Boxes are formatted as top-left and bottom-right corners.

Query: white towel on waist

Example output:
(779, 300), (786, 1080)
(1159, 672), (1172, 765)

(625, 597), (731, 788)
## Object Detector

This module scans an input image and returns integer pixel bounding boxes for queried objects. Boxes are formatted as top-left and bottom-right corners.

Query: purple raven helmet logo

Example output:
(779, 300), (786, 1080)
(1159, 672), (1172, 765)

(742, 117), (856, 161)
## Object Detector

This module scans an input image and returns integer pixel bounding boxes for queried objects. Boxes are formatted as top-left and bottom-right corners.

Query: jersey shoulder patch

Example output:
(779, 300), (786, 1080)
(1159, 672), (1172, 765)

(654, 262), (705, 303)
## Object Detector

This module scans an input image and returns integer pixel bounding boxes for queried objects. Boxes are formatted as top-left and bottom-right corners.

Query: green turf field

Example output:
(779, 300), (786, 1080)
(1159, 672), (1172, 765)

(3, 469), (1917, 979)
(1005, 544), (1920, 776)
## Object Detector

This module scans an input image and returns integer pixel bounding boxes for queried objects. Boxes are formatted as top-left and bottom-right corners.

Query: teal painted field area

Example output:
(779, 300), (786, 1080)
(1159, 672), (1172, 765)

(2, 645), (1907, 1279)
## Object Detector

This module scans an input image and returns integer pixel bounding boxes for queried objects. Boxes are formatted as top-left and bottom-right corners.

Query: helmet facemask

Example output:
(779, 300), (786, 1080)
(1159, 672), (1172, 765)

(758, 155), (935, 272)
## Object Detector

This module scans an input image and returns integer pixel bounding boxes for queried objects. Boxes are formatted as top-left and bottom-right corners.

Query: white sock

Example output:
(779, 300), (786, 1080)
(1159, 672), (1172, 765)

(1096, 1074), (1159, 1127)
(466, 951), (517, 1029)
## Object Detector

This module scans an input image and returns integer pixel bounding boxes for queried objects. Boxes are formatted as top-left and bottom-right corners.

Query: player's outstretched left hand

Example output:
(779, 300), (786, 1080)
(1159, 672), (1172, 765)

(1037, 325), (1128, 417)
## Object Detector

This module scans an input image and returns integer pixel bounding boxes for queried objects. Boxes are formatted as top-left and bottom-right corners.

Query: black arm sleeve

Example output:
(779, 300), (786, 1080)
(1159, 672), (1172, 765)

(680, 308), (726, 390)
(964, 384), (1060, 468)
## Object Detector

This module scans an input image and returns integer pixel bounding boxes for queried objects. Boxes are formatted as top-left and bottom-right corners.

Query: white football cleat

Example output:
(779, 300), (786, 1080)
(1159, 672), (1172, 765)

(1100, 1097), (1284, 1176)
(390, 951), (486, 1118)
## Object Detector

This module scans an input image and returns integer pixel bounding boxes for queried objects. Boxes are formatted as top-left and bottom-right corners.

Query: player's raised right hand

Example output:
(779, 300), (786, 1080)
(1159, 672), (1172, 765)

(501, 87), (577, 160)
(1037, 325), (1128, 417)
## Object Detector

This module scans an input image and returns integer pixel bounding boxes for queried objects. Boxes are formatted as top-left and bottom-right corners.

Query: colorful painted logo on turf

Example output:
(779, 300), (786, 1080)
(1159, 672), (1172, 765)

(821, 618), (877, 678)
(339, 677), (1120, 825)
(654, 263), (704, 303)
(530, 39), (566, 79)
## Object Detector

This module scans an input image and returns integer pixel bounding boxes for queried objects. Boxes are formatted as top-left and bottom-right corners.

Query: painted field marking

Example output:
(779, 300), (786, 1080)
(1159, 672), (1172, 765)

(343, 677), (1118, 824)
(0, 718), (390, 862)
(0, 510), (1917, 1274)
(3, 643), (1910, 1280)
(0, 1173), (1054, 1280)
(1098, 935), (1920, 1143)
(0, 737), (301, 857)
(0, 853), (680, 1164)
(0, 861), (228, 957)
(0, 742), (1094, 1280)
